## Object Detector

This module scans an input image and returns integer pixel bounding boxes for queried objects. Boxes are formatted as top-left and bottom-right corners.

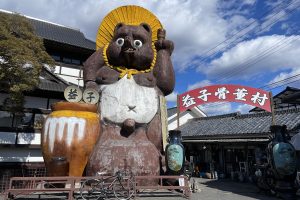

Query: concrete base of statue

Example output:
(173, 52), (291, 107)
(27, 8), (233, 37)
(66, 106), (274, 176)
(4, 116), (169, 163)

(86, 124), (160, 186)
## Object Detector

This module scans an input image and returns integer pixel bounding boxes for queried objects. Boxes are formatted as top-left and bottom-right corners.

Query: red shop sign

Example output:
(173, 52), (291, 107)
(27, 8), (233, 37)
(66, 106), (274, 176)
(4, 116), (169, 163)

(178, 84), (271, 112)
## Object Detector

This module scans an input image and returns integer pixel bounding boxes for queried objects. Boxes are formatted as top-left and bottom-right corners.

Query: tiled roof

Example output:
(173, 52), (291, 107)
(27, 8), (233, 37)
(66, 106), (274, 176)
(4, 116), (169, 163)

(180, 108), (300, 138)
(0, 9), (96, 50)
(37, 68), (69, 92)
(167, 107), (178, 117)
(29, 18), (96, 50)
(38, 79), (67, 92)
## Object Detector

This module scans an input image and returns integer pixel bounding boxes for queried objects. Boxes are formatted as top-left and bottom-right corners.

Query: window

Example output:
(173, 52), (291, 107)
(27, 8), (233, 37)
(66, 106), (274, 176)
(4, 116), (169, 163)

(62, 57), (72, 64)
(72, 59), (80, 65)
(62, 57), (81, 65)
(14, 113), (33, 128)
(0, 112), (35, 128)
(51, 54), (60, 61)
(0, 111), (13, 127)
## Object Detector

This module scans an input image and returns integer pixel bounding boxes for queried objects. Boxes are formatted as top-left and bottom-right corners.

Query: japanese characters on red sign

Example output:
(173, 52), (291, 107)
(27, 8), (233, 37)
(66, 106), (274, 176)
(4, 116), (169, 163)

(178, 84), (272, 112)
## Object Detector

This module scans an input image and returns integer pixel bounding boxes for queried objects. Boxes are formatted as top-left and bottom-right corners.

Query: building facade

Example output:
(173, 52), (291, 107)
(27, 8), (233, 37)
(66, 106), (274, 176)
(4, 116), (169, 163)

(0, 10), (95, 191)
(180, 87), (300, 180)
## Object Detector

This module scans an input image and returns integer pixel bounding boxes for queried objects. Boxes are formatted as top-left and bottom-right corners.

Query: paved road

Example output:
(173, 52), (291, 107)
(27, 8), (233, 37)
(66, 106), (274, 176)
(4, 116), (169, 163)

(138, 178), (280, 200)
(1, 178), (298, 199)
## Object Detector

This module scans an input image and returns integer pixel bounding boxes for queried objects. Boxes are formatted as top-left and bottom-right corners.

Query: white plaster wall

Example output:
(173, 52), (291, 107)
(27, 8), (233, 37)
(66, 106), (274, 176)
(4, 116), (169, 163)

(54, 65), (60, 74)
(24, 96), (48, 109)
(0, 131), (41, 145)
(60, 66), (80, 76)
(0, 148), (43, 162)
(168, 112), (195, 131)
(0, 132), (16, 144)
(57, 74), (83, 86)
(18, 132), (41, 145)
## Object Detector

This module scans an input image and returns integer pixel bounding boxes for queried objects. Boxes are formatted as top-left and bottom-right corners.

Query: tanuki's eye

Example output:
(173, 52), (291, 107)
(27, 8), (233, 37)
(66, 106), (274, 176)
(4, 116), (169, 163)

(133, 40), (143, 48)
(116, 38), (124, 46)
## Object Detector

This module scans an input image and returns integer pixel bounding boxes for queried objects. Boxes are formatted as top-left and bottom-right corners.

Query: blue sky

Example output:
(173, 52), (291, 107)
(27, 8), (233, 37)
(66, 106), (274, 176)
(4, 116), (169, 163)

(1, 0), (300, 115)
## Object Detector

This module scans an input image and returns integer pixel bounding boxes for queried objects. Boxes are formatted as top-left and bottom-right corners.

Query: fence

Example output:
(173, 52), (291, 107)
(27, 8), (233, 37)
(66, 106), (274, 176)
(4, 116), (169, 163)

(4, 175), (191, 199)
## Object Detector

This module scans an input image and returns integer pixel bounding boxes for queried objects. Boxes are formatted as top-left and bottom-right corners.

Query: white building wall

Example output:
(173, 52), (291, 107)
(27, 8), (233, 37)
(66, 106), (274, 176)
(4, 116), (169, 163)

(60, 66), (80, 76)
(54, 65), (84, 87)
(0, 131), (41, 145)
(0, 132), (16, 144)
(0, 148), (43, 162)
(57, 74), (83, 86)
(18, 132), (41, 145)
(168, 112), (196, 131)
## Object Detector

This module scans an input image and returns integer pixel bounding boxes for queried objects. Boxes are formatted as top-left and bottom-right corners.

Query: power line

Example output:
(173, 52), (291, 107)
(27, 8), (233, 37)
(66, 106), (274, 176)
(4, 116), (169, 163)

(261, 73), (300, 89)
(195, 0), (299, 66)
(214, 36), (299, 83)
(199, 2), (300, 85)
(197, 1), (286, 58)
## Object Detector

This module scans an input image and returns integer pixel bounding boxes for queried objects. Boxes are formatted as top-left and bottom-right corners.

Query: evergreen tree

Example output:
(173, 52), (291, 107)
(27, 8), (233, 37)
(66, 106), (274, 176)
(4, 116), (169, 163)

(0, 12), (55, 113)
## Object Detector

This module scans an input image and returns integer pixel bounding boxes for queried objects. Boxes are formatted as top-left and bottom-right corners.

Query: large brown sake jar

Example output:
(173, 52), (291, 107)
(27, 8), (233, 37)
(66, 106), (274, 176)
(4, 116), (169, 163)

(42, 102), (100, 176)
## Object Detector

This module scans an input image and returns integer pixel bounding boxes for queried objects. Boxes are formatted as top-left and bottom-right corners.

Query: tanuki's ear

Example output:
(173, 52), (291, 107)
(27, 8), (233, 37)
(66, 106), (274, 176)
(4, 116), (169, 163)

(140, 23), (151, 34)
(114, 23), (125, 33)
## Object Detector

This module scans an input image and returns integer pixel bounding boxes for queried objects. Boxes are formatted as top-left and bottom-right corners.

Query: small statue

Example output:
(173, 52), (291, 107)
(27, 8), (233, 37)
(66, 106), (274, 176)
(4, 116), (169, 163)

(268, 125), (297, 199)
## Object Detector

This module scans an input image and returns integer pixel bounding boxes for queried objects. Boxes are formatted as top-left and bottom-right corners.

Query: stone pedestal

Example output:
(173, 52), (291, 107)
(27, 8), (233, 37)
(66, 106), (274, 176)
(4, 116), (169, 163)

(87, 125), (160, 186)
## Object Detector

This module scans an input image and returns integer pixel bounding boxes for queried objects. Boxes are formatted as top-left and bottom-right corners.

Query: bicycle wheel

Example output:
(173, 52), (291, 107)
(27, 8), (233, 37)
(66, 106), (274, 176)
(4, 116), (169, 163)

(113, 178), (135, 200)
(80, 178), (106, 200)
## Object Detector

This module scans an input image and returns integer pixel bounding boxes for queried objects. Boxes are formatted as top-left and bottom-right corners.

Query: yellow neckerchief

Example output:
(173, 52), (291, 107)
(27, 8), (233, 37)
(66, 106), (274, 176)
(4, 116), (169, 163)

(102, 43), (157, 79)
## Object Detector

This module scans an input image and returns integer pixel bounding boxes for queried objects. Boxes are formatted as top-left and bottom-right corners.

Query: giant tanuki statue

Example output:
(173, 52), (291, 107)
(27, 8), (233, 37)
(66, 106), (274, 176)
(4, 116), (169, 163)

(84, 5), (175, 179)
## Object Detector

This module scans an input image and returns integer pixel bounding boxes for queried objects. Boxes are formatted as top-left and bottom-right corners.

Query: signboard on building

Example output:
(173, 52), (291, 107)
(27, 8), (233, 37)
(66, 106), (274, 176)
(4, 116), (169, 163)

(178, 84), (272, 112)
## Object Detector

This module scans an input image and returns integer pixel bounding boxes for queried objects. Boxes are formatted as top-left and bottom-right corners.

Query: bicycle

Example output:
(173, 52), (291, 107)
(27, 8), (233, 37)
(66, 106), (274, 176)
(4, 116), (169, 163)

(80, 171), (135, 200)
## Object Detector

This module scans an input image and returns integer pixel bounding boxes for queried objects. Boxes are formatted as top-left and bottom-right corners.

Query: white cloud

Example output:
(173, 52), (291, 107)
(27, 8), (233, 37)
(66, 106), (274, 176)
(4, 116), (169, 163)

(268, 68), (300, 89)
(187, 80), (212, 91)
(165, 91), (178, 103)
(236, 104), (254, 114)
(199, 102), (254, 116)
(200, 35), (300, 81)
(256, 0), (300, 35)
(0, 0), (247, 71)
(198, 102), (232, 116)
(1, 0), (298, 75)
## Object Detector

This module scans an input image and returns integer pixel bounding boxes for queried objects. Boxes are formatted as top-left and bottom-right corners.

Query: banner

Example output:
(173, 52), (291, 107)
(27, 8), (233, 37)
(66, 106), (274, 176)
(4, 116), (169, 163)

(178, 84), (272, 112)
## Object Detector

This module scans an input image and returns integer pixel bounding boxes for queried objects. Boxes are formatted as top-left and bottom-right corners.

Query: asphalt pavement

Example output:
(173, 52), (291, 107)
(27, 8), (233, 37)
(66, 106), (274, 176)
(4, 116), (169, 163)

(1, 178), (298, 200)
(137, 178), (280, 200)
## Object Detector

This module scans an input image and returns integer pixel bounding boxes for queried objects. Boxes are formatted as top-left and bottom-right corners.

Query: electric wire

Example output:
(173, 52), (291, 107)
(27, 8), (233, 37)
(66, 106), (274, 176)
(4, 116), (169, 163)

(195, 0), (300, 66)
(216, 37), (299, 82)
(214, 36), (299, 83)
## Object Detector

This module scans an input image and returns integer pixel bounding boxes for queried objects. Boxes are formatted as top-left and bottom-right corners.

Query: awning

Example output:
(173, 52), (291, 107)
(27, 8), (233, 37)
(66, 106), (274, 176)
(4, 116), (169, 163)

(182, 138), (269, 143)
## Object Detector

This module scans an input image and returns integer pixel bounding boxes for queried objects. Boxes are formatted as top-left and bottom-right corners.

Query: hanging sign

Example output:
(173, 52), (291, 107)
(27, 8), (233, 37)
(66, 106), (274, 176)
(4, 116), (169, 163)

(83, 88), (99, 104)
(64, 86), (82, 103)
(178, 84), (272, 112)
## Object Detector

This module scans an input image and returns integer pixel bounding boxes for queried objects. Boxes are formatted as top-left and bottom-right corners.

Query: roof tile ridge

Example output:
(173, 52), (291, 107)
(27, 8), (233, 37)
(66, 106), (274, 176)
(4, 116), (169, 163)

(236, 111), (271, 119)
(274, 107), (300, 115)
(27, 15), (81, 32)
(193, 112), (239, 121)
(237, 107), (300, 119)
